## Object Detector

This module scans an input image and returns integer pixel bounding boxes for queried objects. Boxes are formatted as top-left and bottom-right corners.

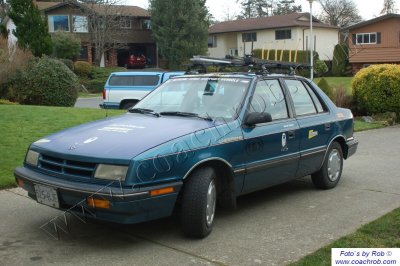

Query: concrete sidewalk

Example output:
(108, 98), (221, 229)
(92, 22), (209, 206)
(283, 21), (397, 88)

(1, 126), (400, 266)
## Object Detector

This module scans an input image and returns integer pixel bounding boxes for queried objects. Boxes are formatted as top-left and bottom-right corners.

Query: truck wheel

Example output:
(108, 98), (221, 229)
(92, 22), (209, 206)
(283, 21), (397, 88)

(181, 167), (216, 238)
(312, 141), (343, 189)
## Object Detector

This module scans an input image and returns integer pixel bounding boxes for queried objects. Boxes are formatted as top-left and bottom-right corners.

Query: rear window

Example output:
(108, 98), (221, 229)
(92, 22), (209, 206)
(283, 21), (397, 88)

(108, 75), (160, 86)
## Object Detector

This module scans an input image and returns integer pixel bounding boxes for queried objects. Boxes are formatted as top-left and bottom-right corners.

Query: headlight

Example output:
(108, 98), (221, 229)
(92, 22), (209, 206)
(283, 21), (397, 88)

(94, 164), (128, 181)
(26, 150), (39, 166)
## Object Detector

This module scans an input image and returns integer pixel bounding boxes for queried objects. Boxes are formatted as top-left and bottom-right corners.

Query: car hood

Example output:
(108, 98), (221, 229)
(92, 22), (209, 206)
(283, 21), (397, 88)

(31, 113), (214, 161)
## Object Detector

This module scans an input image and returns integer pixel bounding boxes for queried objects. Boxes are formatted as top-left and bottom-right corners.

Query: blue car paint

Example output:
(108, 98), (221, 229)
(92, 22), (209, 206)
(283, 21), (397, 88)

(14, 74), (358, 225)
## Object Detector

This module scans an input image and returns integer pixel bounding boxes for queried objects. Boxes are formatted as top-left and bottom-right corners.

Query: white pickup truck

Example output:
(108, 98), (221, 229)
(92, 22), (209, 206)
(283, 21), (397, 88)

(101, 71), (185, 109)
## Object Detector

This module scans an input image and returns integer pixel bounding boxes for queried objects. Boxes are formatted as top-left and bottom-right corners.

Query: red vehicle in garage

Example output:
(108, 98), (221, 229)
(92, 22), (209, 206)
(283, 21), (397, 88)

(127, 53), (146, 69)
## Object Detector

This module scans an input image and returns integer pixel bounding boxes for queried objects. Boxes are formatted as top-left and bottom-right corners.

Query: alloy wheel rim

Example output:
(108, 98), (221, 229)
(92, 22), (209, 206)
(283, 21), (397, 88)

(327, 149), (341, 182)
(206, 179), (216, 226)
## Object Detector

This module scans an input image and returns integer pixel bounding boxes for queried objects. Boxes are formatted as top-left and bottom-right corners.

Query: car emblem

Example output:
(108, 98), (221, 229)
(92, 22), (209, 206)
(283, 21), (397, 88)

(281, 133), (288, 151)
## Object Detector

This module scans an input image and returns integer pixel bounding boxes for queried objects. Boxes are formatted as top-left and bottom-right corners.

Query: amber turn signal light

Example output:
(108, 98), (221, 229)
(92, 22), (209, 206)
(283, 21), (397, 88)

(86, 197), (110, 209)
(150, 187), (174, 197)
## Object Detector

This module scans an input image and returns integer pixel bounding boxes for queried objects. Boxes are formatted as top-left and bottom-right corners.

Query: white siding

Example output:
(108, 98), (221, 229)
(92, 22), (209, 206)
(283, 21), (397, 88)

(207, 27), (338, 61)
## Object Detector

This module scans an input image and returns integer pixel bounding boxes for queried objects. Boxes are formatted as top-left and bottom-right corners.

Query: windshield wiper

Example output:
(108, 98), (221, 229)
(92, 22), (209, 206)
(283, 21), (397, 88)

(160, 111), (213, 121)
(129, 108), (160, 117)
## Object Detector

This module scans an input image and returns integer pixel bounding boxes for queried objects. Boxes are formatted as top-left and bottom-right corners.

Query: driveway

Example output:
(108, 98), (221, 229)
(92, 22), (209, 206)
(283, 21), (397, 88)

(74, 97), (102, 109)
(1, 126), (400, 265)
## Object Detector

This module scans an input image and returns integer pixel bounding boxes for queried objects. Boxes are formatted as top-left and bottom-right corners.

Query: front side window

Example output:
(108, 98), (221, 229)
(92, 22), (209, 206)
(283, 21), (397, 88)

(356, 33), (377, 44)
(275, 29), (291, 40)
(73, 16), (88, 33)
(242, 32), (257, 42)
(48, 15), (69, 32)
(285, 79), (317, 116)
(134, 77), (251, 121)
(249, 79), (288, 120)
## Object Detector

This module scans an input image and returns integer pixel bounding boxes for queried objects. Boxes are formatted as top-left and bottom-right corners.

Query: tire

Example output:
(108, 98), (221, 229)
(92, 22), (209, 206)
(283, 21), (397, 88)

(181, 167), (217, 238)
(312, 141), (343, 189)
(121, 101), (136, 110)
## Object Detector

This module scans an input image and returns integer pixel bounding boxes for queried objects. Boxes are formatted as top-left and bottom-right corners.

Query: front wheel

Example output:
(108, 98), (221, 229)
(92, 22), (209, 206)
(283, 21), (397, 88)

(181, 167), (217, 238)
(312, 142), (343, 189)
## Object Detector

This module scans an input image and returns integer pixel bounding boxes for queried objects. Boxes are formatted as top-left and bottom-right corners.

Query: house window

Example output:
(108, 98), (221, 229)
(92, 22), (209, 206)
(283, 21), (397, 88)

(120, 17), (131, 29)
(208, 35), (217, 48)
(356, 33), (377, 44)
(141, 19), (151, 30)
(48, 15), (69, 32)
(79, 45), (88, 60)
(275, 29), (291, 40)
(242, 32), (257, 42)
(73, 16), (88, 33)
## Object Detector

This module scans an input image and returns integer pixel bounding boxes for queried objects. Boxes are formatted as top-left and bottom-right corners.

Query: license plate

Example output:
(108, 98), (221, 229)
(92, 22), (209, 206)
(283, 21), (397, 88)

(34, 184), (60, 208)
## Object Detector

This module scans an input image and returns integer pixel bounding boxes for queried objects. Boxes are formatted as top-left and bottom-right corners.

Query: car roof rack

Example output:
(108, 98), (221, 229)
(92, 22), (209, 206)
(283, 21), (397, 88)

(186, 55), (311, 76)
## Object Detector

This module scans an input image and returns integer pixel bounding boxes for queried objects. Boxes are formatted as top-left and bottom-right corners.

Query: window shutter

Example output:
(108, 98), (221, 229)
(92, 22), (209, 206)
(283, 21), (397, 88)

(377, 32), (381, 44)
(352, 34), (356, 45)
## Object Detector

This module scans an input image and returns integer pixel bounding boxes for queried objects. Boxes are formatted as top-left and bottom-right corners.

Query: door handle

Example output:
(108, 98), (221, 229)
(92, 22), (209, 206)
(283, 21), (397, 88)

(325, 123), (331, 131)
(288, 130), (295, 139)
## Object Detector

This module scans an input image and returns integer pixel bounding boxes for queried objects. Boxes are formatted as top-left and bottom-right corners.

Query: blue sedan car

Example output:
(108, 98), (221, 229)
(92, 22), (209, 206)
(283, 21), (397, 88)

(14, 70), (358, 238)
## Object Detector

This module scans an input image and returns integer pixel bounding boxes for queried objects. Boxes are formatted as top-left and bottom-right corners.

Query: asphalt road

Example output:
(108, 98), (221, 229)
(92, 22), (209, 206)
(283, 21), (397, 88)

(1, 126), (400, 266)
(74, 97), (102, 109)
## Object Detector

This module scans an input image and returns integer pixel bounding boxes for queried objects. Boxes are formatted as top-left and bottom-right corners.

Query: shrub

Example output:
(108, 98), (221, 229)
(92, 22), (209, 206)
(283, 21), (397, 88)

(74, 61), (92, 77)
(7, 56), (79, 106)
(332, 44), (348, 76)
(59, 58), (74, 71)
(314, 59), (328, 77)
(352, 64), (400, 118)
(0, 37), (33, 98)
(331, 86), (353, 109)
(317, 78), (332, 99)
(52, 32), (80, 61)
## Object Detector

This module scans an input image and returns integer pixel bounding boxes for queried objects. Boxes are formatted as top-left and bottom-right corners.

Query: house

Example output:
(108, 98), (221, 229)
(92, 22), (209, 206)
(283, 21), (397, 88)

(35, 1), (155, 67)
(345, 13), (400, 74)
(208, 13), (339, 62)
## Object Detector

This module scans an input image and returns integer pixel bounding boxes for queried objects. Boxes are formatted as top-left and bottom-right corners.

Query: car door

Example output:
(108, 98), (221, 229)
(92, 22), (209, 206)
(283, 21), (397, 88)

(283, 79), (332, 177)
(241, 79), (300, 194)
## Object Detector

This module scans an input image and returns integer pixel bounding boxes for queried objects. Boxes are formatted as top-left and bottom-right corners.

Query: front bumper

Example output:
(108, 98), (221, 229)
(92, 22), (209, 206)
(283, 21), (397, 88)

(14, 167), (182, 224)
(345, 137), (359, 159)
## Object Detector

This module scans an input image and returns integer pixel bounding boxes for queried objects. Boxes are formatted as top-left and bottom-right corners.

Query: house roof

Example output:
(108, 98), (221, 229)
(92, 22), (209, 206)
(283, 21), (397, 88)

(209, 13), (339, 34)
(344, 13), (400, 30)
(35, 1), (150, 18)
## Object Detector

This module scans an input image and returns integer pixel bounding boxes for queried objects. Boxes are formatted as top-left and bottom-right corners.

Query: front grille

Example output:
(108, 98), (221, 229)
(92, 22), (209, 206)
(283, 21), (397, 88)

(38, 154), (97, 179)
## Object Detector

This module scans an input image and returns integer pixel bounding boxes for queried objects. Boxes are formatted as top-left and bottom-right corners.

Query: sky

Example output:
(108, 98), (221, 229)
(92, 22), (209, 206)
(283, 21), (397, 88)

(126, 0), (399, 21)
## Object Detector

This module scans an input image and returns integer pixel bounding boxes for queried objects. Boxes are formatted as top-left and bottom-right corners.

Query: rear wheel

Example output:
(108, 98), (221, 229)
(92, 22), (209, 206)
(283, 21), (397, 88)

(312, 142), (343, 189)
(181, 167), (216, 238)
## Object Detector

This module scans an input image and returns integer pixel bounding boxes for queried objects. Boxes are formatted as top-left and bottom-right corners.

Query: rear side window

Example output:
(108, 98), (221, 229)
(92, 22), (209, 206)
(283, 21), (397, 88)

(285, 79), (317, 116)
(303, 82), (325, 113)
(109, 75), (160, 86)
(249, 79), (288, 120)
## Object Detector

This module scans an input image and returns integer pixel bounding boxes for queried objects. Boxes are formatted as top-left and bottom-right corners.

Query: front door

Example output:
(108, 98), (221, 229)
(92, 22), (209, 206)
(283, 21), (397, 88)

(241, 79), (300, 194)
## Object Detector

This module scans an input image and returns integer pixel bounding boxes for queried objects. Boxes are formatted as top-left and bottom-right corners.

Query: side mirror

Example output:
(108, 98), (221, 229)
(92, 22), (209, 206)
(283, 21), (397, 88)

(244, 112), (272, 127)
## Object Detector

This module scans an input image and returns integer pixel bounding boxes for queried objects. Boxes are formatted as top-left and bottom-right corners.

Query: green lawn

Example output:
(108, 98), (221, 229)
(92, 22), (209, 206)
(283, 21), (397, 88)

(0, 105), (124, 189)
(290, 207), (400, 266)
(314, 77), (353, 94)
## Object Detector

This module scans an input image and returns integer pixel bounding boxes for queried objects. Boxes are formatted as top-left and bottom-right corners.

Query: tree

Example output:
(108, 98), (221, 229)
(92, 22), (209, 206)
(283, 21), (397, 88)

(150, 0), (210, 69)
(318, 0), (362, 28)
(8, 0), (52, 56)
(52, 32), (81, 60)
(274, 0), (302, 15)
(236, 0), (275, 19)
(381, 0), (398, 15)
(78, 0), (127, 66)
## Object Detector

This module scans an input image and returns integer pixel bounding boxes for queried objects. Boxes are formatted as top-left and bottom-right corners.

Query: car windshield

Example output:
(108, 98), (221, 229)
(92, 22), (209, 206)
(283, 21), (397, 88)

(133, 77), (251, 121)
